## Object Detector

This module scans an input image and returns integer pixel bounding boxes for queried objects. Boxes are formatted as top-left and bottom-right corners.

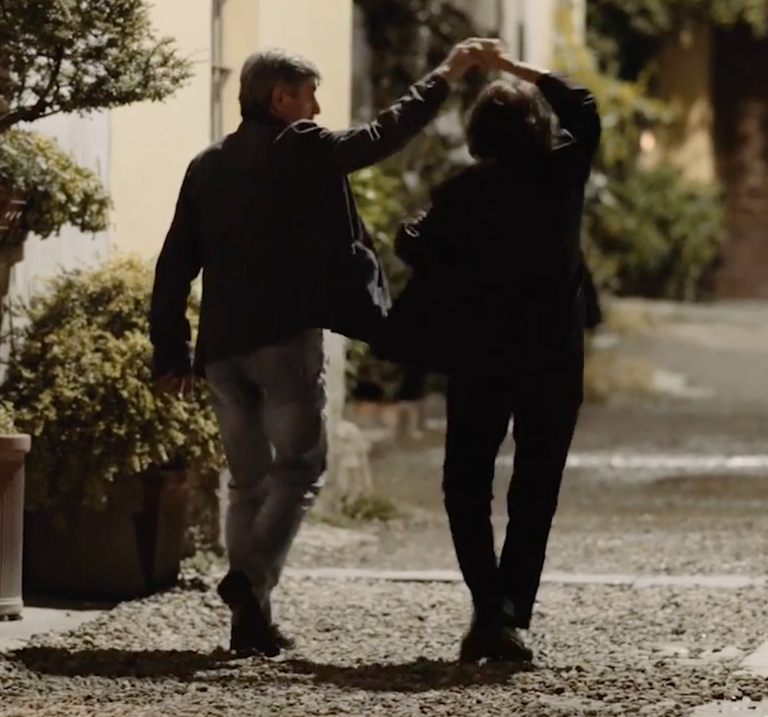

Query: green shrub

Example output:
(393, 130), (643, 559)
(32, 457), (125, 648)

(0, 401), (16, 434)
(347, 166), (411, 400)
(0, 130), (111, 244)
(0, 255), (224, 513)
(590, 164), (724, 299)
(554, 8), (724, 299)
(340, 493), (401, 522)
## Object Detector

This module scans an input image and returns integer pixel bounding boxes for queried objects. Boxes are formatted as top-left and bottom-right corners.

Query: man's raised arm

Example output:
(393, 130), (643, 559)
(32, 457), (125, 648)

(286, 39), (500, 175)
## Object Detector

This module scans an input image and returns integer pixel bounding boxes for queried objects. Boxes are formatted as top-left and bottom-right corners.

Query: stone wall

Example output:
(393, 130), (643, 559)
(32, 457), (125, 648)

(713, 25), (768, 298)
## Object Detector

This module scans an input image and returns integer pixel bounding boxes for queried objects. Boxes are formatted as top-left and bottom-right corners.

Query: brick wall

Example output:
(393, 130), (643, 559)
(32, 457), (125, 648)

(713, 25), (768, 298)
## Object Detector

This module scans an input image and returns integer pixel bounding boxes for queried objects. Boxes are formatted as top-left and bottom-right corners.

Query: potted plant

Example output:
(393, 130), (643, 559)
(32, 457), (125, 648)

(0, 130), (111, 246)
(0, 255), (224, 600)
(0, 130), (112, 330)
(0, 401), (31, 618)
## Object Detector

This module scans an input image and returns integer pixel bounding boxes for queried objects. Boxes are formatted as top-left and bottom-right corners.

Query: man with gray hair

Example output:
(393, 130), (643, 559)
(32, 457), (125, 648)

(150, 39), (499, 657)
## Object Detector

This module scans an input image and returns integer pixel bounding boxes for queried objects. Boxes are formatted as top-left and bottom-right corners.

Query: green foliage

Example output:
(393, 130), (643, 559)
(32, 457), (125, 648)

(0, 129), (111, 243)
(348, 1), (488, 401)
(354, 0), (487, 210)
(587, 0), (768, 78)
(553, 17), (672, 172)
(347, 166), (410, 399)
(354, 0), (486, 111)
(0, 400), (16, 434)
(0, 255), (224, 512)
(0, 0), (194, 132)
(589, 164), (725, 299)
(555, 9), (725, 299)
(351, 166), (409, 296)
(340, 493), (401, 522)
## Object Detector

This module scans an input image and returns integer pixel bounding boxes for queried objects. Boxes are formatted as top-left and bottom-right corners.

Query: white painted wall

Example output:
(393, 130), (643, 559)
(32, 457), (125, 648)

(108, 0), (212, 260)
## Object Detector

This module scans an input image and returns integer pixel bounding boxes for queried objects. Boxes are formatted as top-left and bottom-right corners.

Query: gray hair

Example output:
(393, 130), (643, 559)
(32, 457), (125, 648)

(239, 48), (321, 116)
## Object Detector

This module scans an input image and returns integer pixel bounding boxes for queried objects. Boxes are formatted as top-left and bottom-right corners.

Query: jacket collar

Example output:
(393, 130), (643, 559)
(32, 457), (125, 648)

(240, 106), (287, 129)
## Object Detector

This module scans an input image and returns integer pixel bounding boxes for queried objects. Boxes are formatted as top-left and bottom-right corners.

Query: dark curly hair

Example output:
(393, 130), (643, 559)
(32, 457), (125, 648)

(466, 78), (555, 162)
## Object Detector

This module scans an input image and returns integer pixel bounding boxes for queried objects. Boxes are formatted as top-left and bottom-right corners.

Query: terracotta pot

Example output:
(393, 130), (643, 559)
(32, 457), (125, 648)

(23, 467), (190, 601)
(0, 434), (32, 619)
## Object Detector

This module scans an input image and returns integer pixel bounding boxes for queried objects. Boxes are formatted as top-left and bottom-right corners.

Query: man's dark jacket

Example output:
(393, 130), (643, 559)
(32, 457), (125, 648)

(372, 72), (602, 374)
(149, 71), (450, 377)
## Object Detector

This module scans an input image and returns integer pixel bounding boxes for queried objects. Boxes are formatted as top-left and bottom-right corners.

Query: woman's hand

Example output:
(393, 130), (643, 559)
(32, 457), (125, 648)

(492, 54), (546, 84)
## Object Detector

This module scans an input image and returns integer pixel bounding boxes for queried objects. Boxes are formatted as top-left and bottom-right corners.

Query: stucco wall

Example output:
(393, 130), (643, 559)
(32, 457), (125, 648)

(108, 0), (212, 260)
(219, 0), (353, 134)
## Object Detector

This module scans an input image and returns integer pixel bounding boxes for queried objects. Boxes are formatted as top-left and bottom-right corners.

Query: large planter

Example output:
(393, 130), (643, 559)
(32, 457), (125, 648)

(0, 434), (32, 619)
(23, 467), (189, 601)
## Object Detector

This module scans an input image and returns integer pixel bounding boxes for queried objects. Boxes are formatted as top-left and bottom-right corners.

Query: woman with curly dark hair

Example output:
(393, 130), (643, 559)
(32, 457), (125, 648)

(375, 53), (601, 663)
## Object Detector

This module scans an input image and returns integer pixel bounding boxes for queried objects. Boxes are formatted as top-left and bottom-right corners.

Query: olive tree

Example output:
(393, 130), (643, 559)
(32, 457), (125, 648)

(0, 0), (192, 133)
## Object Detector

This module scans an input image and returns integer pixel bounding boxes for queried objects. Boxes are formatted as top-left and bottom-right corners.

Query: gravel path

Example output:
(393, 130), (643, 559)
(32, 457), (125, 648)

(4, 301), (767, 716)
(289, 458), (768, 577)
(290, 509), (768, 577)
(2, 575), (767, 716)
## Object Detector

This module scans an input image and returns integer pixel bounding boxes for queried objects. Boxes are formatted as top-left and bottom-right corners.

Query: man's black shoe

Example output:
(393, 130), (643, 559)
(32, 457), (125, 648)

(229, 621), (281, 657)
(217, 570), (280, 657)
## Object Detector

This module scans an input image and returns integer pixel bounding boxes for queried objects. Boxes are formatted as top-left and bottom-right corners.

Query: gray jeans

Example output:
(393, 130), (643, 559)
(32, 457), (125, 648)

(206, 329), (327, 613)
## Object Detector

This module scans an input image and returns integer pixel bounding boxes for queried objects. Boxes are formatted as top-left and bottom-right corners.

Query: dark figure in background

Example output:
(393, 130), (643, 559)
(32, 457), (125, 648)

(375, 54), (601, 662)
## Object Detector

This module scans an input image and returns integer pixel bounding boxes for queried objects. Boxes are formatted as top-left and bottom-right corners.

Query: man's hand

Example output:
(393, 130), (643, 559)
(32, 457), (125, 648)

(155, 371), (196, 399)
(437, 38), (504, 81)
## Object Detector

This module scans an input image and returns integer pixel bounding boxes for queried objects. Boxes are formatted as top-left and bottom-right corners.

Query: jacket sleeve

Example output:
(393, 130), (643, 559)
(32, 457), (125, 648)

(537, 72), (601, 169)
(149, 161), (202, 378)
(282, 71), (450, 175)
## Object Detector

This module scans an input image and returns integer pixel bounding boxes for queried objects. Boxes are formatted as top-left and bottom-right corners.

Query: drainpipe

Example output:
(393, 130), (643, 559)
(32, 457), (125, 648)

(496, 0), (524, 61)
(211, 0), (231, 142)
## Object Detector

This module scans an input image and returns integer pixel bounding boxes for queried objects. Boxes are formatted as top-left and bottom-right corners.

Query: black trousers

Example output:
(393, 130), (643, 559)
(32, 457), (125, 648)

(442, 348), (583, 629)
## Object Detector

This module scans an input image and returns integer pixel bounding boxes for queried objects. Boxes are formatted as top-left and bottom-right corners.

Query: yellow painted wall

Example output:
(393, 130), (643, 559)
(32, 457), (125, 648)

(221, 0), (353, 135)
(108, 0), (212, 258)
(107, 0), (353, 260)
(642, 25), (715, 183)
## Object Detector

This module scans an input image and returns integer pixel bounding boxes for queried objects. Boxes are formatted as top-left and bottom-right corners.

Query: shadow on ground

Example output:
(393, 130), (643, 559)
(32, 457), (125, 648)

(10, 646), (534, 691)
(274, 657), (535, 692)
(21, 594), (120, 611)
(11, 646), (235, 679)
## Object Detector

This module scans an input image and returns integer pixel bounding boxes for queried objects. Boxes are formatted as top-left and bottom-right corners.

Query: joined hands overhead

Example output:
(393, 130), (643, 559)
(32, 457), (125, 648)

(437, 38), (546, 84)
